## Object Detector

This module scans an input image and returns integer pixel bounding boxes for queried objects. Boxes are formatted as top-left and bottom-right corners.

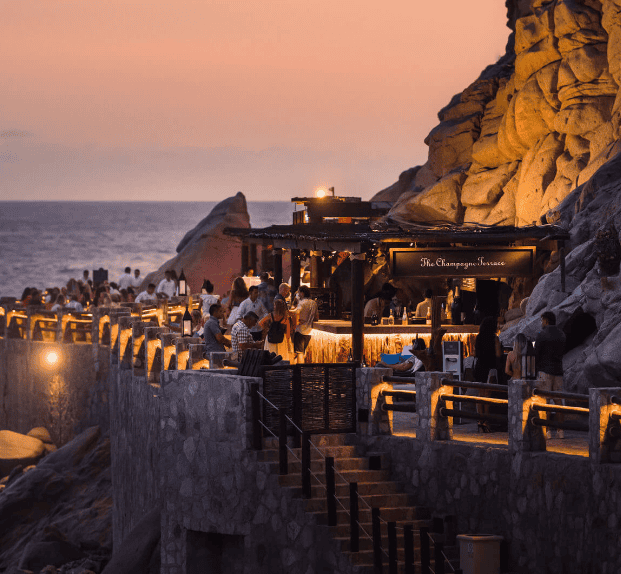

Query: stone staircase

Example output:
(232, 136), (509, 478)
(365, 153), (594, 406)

(259, 434), (460, 573)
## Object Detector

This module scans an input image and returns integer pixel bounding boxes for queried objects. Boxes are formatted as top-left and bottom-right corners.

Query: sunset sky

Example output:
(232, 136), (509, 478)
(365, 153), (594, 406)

(2, 1), (510, 202)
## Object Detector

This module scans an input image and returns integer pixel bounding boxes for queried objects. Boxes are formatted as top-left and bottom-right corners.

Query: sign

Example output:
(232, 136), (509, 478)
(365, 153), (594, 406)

(390, 247), (535, 278)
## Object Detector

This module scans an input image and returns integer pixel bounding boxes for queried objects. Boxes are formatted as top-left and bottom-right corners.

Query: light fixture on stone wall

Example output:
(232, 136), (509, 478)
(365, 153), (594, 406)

(522, 341), (536, 379)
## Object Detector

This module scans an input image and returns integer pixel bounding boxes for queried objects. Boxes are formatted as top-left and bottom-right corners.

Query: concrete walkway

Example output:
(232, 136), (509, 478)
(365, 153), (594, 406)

(390, 412), (589, 458)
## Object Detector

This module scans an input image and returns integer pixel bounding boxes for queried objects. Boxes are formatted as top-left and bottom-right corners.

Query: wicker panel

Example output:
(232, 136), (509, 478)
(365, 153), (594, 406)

(262, 367), (295, 437)
(299, 365), (329, 433)
(327, 365), (356, 433)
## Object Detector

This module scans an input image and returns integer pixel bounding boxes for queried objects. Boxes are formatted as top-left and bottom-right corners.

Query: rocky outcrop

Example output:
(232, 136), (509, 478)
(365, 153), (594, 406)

(0, 427), (113, 573)
(375, 0), (621, 228)
(141, 192), (250, 297)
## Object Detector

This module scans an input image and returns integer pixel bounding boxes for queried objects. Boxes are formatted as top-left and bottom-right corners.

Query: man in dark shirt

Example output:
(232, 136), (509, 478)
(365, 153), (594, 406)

(535, 311), (566, 438)
(203, 304), (231, 356)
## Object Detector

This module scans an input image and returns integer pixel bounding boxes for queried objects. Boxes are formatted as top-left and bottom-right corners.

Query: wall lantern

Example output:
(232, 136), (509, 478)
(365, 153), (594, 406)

(178, 269), (187, 297)
(521, 340), (537, 380)
(182, 304), (192, 337)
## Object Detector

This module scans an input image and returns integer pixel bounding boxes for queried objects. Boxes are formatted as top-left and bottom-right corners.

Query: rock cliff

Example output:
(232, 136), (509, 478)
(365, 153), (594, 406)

(378, 0), (621, 228)
(374, 0), (621, 392)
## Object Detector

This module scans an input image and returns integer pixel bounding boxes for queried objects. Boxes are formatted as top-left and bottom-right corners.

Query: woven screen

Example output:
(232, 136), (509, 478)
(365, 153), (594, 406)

(262, 363), (356, 436)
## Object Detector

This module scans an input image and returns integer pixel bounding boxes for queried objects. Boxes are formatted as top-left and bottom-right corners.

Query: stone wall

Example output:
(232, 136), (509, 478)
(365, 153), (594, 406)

(108, 364), (161, 549)
(359, 434), (621, 574)
(157, 370), (357, 574)
(0, 338), (110, 446)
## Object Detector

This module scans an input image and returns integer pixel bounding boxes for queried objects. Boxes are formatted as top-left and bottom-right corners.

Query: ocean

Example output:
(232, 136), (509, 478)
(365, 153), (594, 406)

(0, 201), (294, 299)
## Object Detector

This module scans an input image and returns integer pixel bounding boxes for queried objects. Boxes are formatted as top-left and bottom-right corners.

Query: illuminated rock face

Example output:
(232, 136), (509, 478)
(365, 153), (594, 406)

(381, 0), (621, 227)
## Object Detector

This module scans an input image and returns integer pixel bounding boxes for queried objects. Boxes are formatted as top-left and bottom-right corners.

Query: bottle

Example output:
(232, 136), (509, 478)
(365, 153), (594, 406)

(425, 306), (431, 325)
(388, 309), (394, 326)
(402, 307), (408, 324)
(371, 312), (378, 326)
(347, 348), (353, 362)
(182, 304), (192, 337)
(451, 296), (462, 326)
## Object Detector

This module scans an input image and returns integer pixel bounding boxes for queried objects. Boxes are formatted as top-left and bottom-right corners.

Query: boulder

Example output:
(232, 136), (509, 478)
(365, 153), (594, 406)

(141, 192), (250, 297)
(370, 167), (420, 202)
(0, 431), (45, 478)
(461, 161), (519, 207)
(388, 169), (467, 223)
(100, 508), (160, 574)
(18, 540), (84, 572)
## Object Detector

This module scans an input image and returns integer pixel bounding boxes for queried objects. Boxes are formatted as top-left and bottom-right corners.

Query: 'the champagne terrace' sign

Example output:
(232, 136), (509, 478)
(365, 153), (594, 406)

(390, 247), (535, 278)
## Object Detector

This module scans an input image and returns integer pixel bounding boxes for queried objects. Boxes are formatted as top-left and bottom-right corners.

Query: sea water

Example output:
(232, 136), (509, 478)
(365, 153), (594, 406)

(0, 201), (293, 298)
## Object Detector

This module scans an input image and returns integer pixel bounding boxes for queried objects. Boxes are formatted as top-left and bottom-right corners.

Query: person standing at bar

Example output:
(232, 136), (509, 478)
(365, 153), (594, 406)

(363, 293), (391, 319)
(415, 289), (434, 318)
(535, 311), (566, 439)
(290, 286), (317, 364)
(237, 285), (268, 340)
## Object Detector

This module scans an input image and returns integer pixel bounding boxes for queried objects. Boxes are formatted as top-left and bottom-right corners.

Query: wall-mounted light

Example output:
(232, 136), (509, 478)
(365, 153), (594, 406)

(182, 305), (192, 337)
(522, 341), (537, 379)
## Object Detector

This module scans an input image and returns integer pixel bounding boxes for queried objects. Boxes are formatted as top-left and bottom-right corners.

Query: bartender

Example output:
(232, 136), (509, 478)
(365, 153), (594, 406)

(364, 293), (391, 319)
(415, 289), (433, 318)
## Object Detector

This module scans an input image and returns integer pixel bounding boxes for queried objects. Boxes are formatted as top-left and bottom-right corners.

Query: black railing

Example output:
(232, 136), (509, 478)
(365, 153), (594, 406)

(251, 382), (463, 572)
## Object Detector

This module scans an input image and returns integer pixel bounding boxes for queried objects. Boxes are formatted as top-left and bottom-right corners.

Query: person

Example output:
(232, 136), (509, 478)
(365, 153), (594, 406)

(258, 298), (292, 362)
(65, 293), (84, 312)
(118, 267), (133, 291)
(157, 271), (177, 300)
(375, 353), (424, 375)
(289, 286), (318, 364)
(237, 285), (268, 340)
(203, 303), (231, 356)
(200, 280), (220, 319)
(257, 272), (277, 313)
(505, 333), (527, 381)
(83, 270), (90, 283)
(474, 316), (502, 432)
(230, 312), (263, 361)
(191, 309), (205, 338)
(51, 294), (66, 313)
(364, 293), (391, 319)
(274, 283), (291, 306)
(135, 284), (158, 304)
(130, 269), (142, 289)
(535, 311), (566, 438)
(474, 316), (502, 383)
(226, 277), (249, 326)
(415, 289), (433, 319)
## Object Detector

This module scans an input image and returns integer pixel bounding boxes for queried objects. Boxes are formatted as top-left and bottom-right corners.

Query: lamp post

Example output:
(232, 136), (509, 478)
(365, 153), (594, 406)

(182, 304), (192, 337)
(521, 341), (537, 379)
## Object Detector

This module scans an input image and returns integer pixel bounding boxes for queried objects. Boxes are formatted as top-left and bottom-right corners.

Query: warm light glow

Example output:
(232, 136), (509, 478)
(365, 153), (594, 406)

(45, 350), (59, 366)
(315, 188), (326, 198)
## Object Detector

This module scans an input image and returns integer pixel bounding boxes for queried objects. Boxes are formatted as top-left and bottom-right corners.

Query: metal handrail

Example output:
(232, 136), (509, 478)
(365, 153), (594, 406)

(441, 379), (508, 393)
(531, 403), (589, 415)
(532, 388), (589, 402)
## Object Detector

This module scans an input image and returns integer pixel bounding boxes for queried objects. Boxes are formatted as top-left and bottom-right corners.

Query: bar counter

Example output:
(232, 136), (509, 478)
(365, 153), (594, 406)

(305, 320), (479, 364)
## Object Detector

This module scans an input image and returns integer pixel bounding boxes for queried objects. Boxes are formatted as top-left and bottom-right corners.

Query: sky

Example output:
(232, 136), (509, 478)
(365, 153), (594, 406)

(1, 0), (510, 202)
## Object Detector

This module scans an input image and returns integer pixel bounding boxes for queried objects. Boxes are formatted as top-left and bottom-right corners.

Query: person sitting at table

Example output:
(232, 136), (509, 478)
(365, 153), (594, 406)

(415, 289), (433, 318)
(231, 312), (263, 361)
(364, 293), (391, 319)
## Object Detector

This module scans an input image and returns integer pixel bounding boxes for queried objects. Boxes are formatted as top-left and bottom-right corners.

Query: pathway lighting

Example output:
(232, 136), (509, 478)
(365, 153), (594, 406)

(522, 341), (537, 380)
(178, 269), (187, 297)
(182, 305), (192, 337)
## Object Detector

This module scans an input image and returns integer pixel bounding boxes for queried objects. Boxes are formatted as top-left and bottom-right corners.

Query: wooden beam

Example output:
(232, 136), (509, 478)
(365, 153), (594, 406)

(351, 254), (365, 363)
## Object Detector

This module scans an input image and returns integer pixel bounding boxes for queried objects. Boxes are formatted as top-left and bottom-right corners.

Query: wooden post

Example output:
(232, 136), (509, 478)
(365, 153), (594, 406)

(310, 251), (322, 288)
(404, 524), (415, 574)
(249, 243), (257, 274)
(372, 507), (383, 573)
(273, 249), (283, 287)
(279, 408), (288, 475)
(559, 240), (566, 293)
(261, 244), (271, 273)
(241, 243), (249, 275)
(434, 541), (445, 574)
(420, 526), (430, 574)
(351, 253), (365, 364)
(388, 521), (397, 574)
(291, 249), (301, 296)
(302, 431), (311, 498)
(326, 456), (337, 526)
(350, 482), (359, 552)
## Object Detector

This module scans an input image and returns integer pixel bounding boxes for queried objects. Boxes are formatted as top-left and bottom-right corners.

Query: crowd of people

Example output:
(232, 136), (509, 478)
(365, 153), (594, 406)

(200, 273), (318, 364)
(12, 266), (191, 314)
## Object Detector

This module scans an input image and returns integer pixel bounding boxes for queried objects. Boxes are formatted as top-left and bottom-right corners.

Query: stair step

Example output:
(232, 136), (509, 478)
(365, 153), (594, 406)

(259, 444), (360, 460)
(278, 469), (391, 487)
(266, 456), (371, 472)
(304, 492), (414, 513)
(312, 505), (431, 525)
(284, 481), (401, 499)
(263, 433), (356, 449)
